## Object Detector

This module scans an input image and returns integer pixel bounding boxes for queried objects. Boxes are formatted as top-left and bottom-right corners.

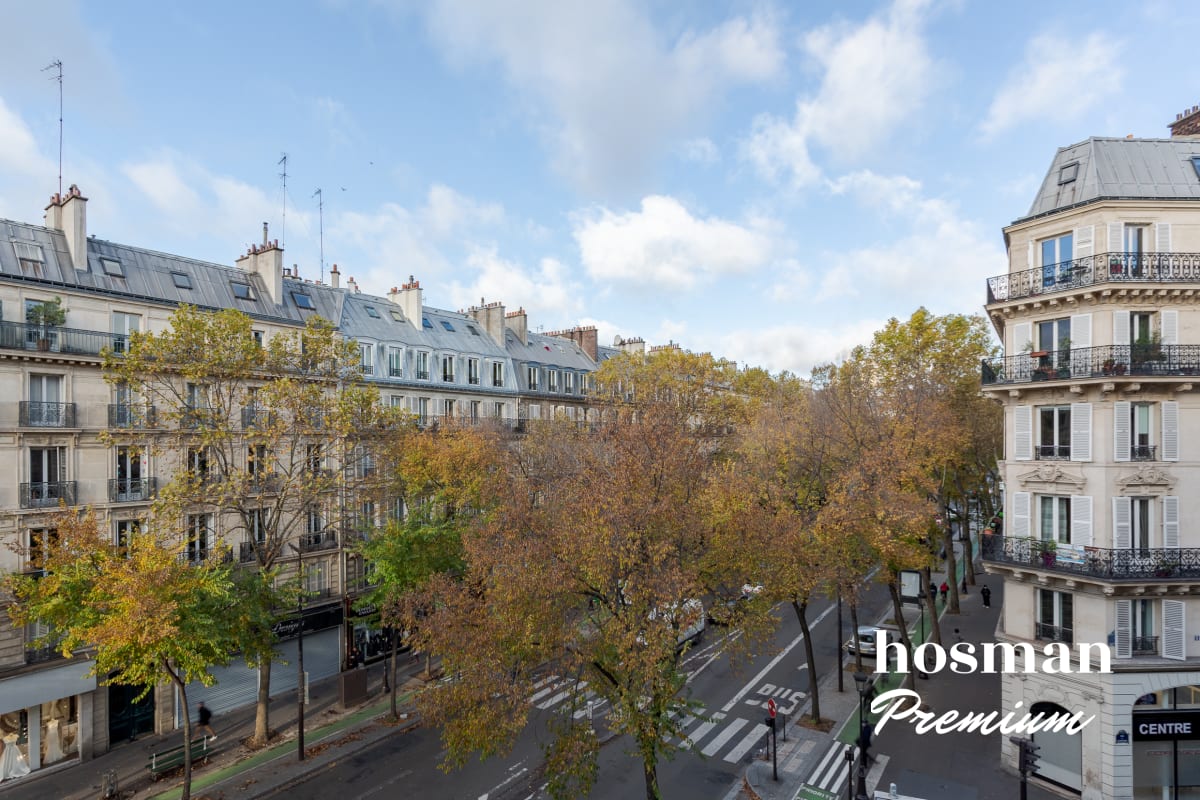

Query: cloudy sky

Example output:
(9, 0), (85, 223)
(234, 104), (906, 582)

(0, 0), (1196, 374)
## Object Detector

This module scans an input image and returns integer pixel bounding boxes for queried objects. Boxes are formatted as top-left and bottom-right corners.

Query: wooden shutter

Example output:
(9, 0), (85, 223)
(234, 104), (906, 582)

(1156, 222), (1172, 253)
(1014, 405), (1033, 461)
(1161, 309), (1178, 346)
(1070, 314), (1091, 376)
(1163, 496), (1180, 549)
(1162, 401), (1180, 461)
(1075, 225), (1094, 261)
(1012, 492), (1031, 539)
(1070, 495), (1092, 545)
(1115, 599), (1132, 659)
(1162, 600), (1186, 661)
(1113, 310), (1130, 346)
(1113, 496), (1132, 549)
(1070, 402), (1091, 461)
(1114, 400), (1131, 462)
(1108, 222), (1124, 255)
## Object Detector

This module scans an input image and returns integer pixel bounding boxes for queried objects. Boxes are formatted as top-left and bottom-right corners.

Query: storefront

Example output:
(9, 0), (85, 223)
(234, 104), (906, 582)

(1132, 685), (1200, 800)
(0, 658), (96, 781)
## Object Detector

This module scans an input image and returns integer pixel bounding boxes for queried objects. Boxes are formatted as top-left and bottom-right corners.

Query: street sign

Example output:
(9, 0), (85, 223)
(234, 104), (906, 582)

(767, 698), (777, 718)
(795, 785), (837, 800)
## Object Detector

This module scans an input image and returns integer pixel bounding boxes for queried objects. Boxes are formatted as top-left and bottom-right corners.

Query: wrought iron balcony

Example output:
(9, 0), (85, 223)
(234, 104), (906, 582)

(1132, 445), (1158, 462)
(20, 401), (76, 428)
(0, 320), (126, 356)
(181, 406), (217, 428)
(239, 541), (266, 563)
(299, 530), (339, 553)
(415, 370), (430, 380)
(247, 472), (281, 493)
(986, 251), (1200, 304)
(1133, 635), (1160, 656)
(1035, 444), (1070, 461)
(25, 641), (65, 665)
(981, 344), (1200, 386)
(982, 533), (1200, 581)
(108, 477), (157, 503)
(19, 481), (77, 509)
(108, 403), (157, 428)
(388, 365), (404, 378)
(1034, 622), (1073, 644)
(241, 406), (276, 429)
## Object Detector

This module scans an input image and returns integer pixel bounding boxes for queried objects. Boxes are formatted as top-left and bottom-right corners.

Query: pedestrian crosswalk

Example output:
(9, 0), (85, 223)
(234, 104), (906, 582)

(806, 739), (859, 795)
(527, 676), (774, 764)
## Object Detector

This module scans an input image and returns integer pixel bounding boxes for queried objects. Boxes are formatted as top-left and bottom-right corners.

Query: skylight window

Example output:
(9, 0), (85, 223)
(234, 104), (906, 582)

(1058, 162), (1079, 184)
(100, 257), (124, 277)
(1192, 157), (1200, 180)
(440, 320), (455, 332)
(467, 325), (481, 336)
(292, 292), (315, 310)
(364, 306), (381, 318)
(172, 272), (193, 289)
(389, 310), (404, 323)
(231, 282), (254, 300)
(422, 317), (434, 329)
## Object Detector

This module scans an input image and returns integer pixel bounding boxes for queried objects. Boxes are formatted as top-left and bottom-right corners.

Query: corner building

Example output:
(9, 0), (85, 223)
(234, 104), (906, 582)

(983, 109), (1200, 799)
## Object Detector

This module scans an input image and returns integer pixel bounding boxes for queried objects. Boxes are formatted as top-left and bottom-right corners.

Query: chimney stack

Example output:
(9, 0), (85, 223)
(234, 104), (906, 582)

(546, 325), (599, 361)
(467, 299), (507, 345)
(613, 335), (646, 355)
(329, 263), (340, 289)
(44, 184), (88, 271)
(235, 223), (284, 305)
(1168, 103), (1200, 137)
(387, 276), (423, 328)
(347, 275), (359, 293)
(505, 307), (528, 346)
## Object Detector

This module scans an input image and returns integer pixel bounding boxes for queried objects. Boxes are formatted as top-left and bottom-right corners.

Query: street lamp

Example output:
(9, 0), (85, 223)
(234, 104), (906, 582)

(852, 672), (870, 800)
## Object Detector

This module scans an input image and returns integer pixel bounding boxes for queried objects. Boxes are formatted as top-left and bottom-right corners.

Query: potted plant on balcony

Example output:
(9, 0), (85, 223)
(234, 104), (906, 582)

(1040, 540), (1058, 567)
(1131, 332), (1164, 374)
(26, 296), (66, 351)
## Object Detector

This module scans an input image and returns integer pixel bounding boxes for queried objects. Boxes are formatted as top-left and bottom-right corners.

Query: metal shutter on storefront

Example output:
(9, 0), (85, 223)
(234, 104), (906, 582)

(273, 628), (342, 697)
(177, 659), (259, 726)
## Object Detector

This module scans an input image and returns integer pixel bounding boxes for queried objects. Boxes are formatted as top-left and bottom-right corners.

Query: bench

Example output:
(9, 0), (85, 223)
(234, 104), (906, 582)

(147, 736), (212, 778)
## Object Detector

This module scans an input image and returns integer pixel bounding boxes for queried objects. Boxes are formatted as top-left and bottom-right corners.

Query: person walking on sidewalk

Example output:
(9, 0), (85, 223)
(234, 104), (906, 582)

(939, 581), (949, 604)
(196, 702), (216, 741)
(981, 585), (992, 608)
(961, 575), (969, 595)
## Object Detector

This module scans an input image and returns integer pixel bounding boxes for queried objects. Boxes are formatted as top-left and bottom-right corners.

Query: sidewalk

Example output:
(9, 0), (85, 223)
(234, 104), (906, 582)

(743, 537), (1062, 800)
(0, 656), (426, 800)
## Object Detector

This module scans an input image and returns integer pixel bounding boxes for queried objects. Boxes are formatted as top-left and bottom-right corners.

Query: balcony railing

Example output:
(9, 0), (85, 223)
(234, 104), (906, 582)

(986, 251), (1200, 304)
(20, 481), (77, 509)
(108, 403), (157, 428)
(181, 406), (217, 428)
(1036, 444), (1070, 461)
(239, 541), (266, 564)
(1133, 635), (1160, 656)
(299, 530), (339, 553)
(20, 401), (76, 428)
(415, 370), (430, 381)
(982, 533), (1200, 581)
(1132, 444), (1158, 462)
(0, 320), (126, 357)
(241, 406), (276, 429)
(981, 344), (1200, 386)
(1034, 622), (1073, 644)
(108, 477), (157, 503)
(25, 641), (65, 665)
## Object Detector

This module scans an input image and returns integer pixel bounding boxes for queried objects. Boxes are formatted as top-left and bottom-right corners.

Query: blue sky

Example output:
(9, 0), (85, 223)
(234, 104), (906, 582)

(1, 0), (1198, 374)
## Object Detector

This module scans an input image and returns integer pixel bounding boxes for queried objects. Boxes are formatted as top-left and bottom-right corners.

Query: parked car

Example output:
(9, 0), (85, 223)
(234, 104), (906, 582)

(843, 624), (900, 657)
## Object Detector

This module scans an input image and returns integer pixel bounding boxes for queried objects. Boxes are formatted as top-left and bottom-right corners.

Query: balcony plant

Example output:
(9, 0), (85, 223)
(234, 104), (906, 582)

(1132, 331), (1164, 373)
(26, 296), (66, 351)
(1040, 539), (1058, 567)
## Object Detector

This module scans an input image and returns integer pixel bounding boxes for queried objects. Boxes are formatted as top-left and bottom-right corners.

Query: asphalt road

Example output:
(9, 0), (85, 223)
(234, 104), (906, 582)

(266, 582), (894, 800)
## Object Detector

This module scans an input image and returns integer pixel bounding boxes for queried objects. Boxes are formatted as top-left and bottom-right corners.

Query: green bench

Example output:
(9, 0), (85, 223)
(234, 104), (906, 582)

(147, 736), (212, 778)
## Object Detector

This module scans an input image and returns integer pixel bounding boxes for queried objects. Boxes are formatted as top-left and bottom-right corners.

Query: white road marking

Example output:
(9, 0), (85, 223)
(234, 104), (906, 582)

(479, 762), (529, 800)
(701, 717), (747, 757)
(723, 723), (769, 763)
(529, 678), (568, 703)
(721, 603), (836, 713)
(682, 711), (723, 750)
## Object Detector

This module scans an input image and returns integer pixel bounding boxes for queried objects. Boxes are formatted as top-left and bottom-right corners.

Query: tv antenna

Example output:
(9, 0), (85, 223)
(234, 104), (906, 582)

(43, 60), (63, 197)
(313, 188), (324, 283)
(278, 153), (288, 250)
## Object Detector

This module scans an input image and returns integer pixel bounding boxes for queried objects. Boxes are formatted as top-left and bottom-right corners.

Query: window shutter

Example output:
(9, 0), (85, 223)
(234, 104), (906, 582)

(1070, 495), (1092, 545)
(1161, 309), (1178, 346)
(1012, 321), (1032, 354)
(1075, 225), (1094, 261)
(1162, 401), (1180, 461)
(1108, 222), (1124, 255)
(1115, 599), (1132, 659)
(1070, 314), (1091, 376)
(1014, 405), (1033, 461)
(1070, 402), (1091, 461)
(1156, 222), (1172, 253)
(1012, 492), (1031, 539)
(1113, 496), (1131, 549)
(1113, 310), (1130, 346)
(1162, 599), (1186, 661)
(1163, 496), (1180, 549)
(1113, 400), (1131, 462)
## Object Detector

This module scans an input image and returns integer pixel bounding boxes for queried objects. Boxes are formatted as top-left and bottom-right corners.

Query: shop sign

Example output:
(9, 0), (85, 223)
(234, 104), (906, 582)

(271, 602), (343, 639)
(1132, 710), (1200, 741)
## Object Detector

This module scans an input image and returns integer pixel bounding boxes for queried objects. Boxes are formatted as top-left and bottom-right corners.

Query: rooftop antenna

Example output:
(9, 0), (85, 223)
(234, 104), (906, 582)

(313, 188), (324, 283)
(43, 59), (63, 197)
(278, 152), (288, 251)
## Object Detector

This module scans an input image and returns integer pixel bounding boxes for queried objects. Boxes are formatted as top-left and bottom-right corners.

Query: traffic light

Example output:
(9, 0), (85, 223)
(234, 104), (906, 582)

(1015, 738), (1041, 774)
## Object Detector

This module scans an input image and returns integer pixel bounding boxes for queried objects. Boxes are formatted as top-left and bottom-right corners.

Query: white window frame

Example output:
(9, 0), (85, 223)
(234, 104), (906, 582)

(1038, 495), (1071, 544)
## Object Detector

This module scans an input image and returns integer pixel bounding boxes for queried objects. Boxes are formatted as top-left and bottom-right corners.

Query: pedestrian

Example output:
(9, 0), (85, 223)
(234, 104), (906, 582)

(961, 575), (969, 595)
(939, 581), (949, 604)
(196, 702), (216, 741)
(981, 585), (992, 608)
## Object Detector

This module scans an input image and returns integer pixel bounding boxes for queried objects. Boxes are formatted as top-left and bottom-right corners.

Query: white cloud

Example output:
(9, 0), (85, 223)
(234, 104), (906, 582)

(423, 184), (504, 238)
(0, 97), (55, 184)
(446, 248), (583, 323)
(415, 1), (783, 192)
(572, 195), (775, 290)
(981, 32), (1123, 138)
(678, 137), (720, 165)
(708, 319), (885, 377)
(742, 0), (936, 186)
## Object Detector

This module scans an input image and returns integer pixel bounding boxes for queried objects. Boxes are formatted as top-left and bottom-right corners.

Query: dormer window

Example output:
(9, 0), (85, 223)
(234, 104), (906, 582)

(13, 242), (44, 275)
(364, 306), (381, 319)
(100, 257), (124, 277)
(231, 282), (254, 301)
(172, 272), (192, 289)
(1057, 161), (1079, 185)
(292, 292), (315, 310)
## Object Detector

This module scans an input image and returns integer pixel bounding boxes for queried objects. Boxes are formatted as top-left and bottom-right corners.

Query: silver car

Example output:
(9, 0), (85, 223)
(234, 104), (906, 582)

(844, 625), (897, 656)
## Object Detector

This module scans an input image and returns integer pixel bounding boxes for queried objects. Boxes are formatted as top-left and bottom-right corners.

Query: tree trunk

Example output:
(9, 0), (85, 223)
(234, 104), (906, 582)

(166, 662), (193, 800)
(389, 633), (399, 720)
(642, 753), (660, 800)
(849, 599), (863, 674)
(424, 650), (432, 678)
(254, 658), (271, 745)
(922, 567), (941, 646)
(791, 599), (820, 723)
(963, 528), (976, 586)
(886, 581), (915, 691)
(943, 523), (960, 614)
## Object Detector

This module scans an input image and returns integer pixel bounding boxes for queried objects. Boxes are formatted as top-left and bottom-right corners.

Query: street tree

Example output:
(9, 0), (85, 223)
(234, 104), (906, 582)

(6, 509), (239, 800)
(103, 305), (373, 745)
